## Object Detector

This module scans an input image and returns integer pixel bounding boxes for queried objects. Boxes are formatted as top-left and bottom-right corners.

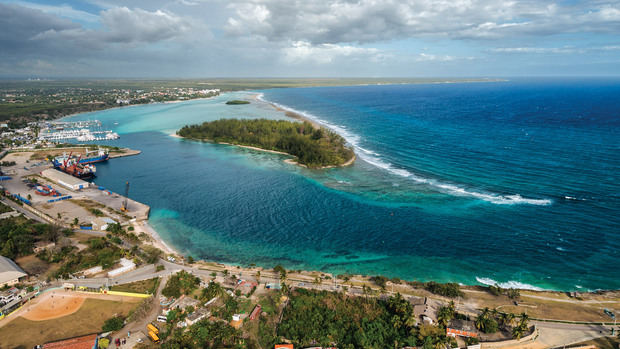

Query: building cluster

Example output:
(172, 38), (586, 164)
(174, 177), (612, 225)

(113, 87), (220, 105)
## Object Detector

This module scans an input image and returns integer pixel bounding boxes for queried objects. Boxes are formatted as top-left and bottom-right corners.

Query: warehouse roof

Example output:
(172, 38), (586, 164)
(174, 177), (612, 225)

(0, 255), (27, 285)
(41, 169), (88, 188)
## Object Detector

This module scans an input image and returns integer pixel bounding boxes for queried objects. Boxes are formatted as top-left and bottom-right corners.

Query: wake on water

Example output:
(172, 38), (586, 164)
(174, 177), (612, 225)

(256, 93), (552, 206)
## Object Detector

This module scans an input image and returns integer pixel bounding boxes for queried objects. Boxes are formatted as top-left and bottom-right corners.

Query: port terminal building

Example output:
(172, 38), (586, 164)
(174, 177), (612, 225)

(41, 169), (89, 191)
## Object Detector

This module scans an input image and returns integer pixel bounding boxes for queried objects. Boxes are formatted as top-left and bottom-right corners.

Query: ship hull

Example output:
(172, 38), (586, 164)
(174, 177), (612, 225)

(79, 154), (109, 164)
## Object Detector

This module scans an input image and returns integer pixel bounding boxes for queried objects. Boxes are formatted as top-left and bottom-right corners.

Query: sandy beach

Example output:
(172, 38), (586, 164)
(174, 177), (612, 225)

(284, 153), (356, 169)
(131, 220), (179, 256)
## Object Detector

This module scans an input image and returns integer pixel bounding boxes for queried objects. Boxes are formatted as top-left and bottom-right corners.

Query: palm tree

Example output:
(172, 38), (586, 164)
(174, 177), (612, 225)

(434, 335), (449, 349)
(505, 313), (516, 328)
(519, 312), (530, 327)
(343, 275), (350, 286)
(362, 285), (370, 302)
(405, 314), (417, 328)
(475, 307), (491, 331)
(512, 323), (527, 339)
(437, 306), (454, 327)
(255, 270), (261, 283)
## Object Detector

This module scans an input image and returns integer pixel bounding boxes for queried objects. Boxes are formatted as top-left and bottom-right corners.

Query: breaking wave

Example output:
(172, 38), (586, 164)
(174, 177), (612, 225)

(257, 93), (552, 206)
(476, 277), (546, 291)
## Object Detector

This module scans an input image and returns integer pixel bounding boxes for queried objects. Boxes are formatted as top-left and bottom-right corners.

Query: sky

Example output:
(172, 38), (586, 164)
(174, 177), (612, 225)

(1, 0), (619, 78)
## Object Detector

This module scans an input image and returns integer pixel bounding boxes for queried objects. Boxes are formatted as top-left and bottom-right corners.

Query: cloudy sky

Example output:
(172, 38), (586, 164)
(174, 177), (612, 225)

(1, 0), (619, 77)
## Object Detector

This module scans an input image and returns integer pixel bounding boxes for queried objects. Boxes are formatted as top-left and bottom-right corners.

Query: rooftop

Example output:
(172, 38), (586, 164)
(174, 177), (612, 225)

(448, 319), (478, 333)
(0, 255), (27, 285)
(43, 333), (98, 349)
(41, 168), (89, 187)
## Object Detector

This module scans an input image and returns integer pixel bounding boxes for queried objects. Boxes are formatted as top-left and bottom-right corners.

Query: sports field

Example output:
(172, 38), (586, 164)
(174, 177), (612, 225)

(0, 290), (141, 349)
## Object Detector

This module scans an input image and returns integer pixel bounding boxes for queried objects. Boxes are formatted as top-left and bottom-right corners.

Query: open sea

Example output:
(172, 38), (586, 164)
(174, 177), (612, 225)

(65, 78), (620, 291)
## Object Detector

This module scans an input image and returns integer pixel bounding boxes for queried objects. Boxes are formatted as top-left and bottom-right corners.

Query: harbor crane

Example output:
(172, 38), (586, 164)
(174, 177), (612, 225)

(121, 181), (129, 212)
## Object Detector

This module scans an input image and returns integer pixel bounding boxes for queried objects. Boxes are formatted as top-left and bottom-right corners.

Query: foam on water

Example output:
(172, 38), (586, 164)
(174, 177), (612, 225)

(257, 93), (552, 206)
(476, 277), (546, 291)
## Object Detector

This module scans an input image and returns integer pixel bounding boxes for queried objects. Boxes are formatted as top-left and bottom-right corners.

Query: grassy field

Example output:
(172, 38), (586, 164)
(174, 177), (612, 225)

(0, 298), (139, 349)
(110, 277), (160, 294)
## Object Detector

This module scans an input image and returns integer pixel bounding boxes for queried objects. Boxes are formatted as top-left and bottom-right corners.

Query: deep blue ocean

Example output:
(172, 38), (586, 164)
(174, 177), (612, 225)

(66, 78), (620, 291)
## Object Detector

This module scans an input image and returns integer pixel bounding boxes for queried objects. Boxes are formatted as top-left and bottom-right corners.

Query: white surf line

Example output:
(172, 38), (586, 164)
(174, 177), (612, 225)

(256, 93), (551, 206)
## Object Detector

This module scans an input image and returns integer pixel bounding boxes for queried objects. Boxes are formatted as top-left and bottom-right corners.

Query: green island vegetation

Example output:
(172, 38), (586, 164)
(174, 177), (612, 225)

(177, 118), (354, 168)
(226, 100), (250, 105)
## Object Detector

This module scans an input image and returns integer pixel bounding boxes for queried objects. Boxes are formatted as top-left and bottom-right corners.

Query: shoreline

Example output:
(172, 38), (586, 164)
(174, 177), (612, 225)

(139, 214), (616, 294)
(131, 220), (179, 256)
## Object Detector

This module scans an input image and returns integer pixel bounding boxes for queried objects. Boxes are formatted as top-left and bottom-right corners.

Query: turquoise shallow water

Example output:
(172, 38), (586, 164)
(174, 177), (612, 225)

(66, 80), (620, 291)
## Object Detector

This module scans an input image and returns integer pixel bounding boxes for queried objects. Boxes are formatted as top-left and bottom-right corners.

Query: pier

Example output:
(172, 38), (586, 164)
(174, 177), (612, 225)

(109, 148), (141, 159)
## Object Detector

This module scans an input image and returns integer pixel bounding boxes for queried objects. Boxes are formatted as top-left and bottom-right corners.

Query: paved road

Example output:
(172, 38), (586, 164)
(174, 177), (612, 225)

(110, 274), (169, 348)
(0, 197), (46, 222)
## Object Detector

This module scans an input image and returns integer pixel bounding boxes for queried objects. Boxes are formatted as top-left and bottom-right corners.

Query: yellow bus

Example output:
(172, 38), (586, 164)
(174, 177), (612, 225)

(148, 331), (160, 343)
(147, 323), (159, 335)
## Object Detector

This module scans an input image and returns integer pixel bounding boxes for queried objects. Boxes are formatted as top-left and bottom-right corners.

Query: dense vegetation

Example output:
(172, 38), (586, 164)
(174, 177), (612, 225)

(0, 213), (63, 259)
(407, 281), (464, 298)
(278, 289), (455, 349)
(177, 119), (354, 168)
(46, 237), (122, 278)
(162, 270), (200, 298)
(225, 100), (250, 105)
(102, 316), (125, 332)
(161, 319), (243, 348)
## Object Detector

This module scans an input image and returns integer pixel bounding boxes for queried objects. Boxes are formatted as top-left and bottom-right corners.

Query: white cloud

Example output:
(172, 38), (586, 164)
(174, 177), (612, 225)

(225, 0), (620, 44)
(415, 53), (456, 62)
(491, 47), (583, 54)
(30, 6), (194, 45)
(282, 41), (385, 64)
(100, 7), (192, 43)
(601, 45), (620, 51)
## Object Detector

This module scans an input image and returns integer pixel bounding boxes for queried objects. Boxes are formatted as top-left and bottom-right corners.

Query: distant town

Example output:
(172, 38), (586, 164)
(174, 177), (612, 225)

(0, 80), (221, 127)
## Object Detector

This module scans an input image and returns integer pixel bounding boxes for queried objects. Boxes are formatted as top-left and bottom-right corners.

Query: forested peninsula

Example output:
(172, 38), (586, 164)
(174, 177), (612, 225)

(177, 118), (355, 168)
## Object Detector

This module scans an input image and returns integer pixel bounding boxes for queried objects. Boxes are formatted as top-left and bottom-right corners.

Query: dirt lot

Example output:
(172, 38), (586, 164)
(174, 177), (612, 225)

(0, 292), (141, 349)
(15, 255), (51, 276)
